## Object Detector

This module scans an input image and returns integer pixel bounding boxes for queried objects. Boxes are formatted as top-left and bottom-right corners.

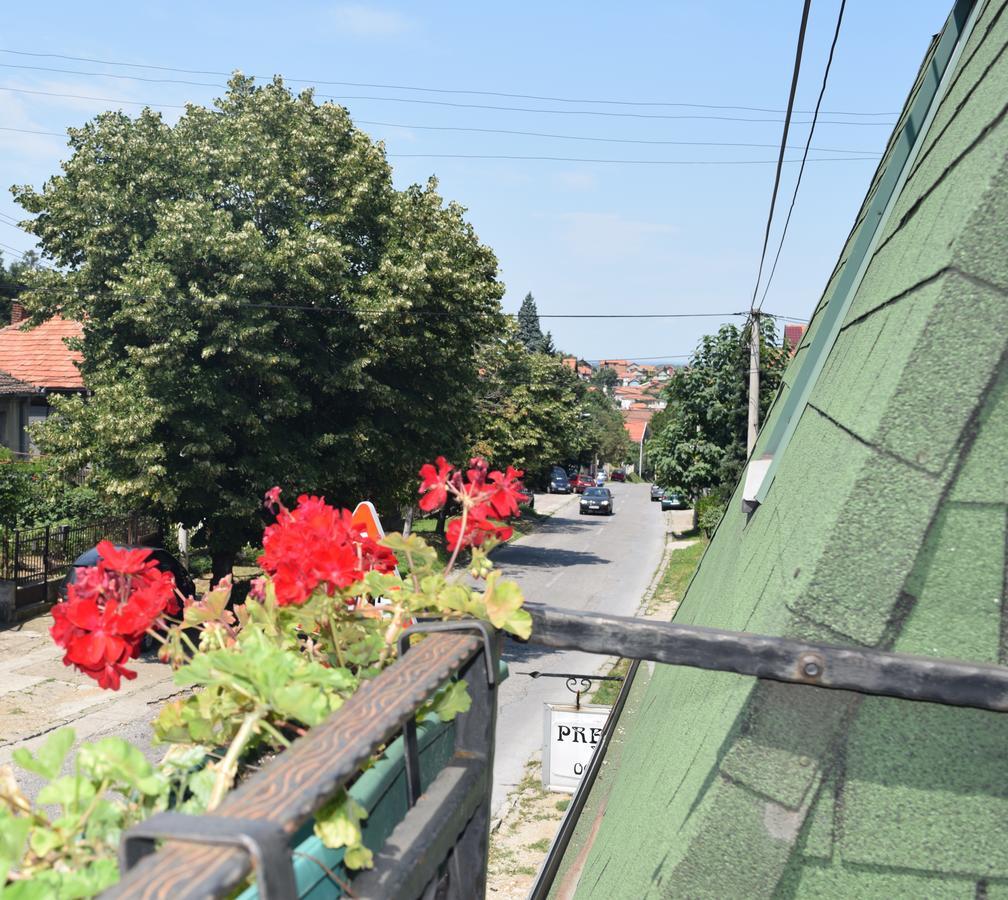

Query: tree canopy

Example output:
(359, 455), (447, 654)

(649, 320), (788, 499)
(471, 326), (583, 484)
(14, 76), (505, 574)
(0, 250), (40, 323)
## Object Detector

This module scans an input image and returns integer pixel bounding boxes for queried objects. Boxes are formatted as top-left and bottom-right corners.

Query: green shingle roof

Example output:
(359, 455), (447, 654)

(563, 1), (1008, 896)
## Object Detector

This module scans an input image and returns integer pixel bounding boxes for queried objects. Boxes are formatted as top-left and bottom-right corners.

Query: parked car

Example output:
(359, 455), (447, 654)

(610, 468), (626, 482)
(650, 484), (665, 502)
(580, 486), (614, 516)
(572, 474), (594, 494)
(548, 467), (572, 494)
(60, 545), (196, 603)
(59, 544), (197, 652)
(661, 492), (689, 511)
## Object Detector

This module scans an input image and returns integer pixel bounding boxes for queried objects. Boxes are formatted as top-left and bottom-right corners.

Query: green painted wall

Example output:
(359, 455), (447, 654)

(572, 1), (1008, 896)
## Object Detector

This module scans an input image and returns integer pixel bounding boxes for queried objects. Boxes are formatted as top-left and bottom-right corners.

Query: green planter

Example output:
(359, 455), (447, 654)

(237, 660), (507, 899)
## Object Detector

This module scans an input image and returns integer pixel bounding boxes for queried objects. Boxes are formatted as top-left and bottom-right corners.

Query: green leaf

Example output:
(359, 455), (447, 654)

(36, 776), (96, 815)
(482, 574), (531, 638)
(12, 729), (74, 781)
(0, 808), (30, 880)
(314, 791), (368, 850)
(27, 827), (61, 859)
(429, 681), (471, 722)
(79, 738), (163, 795)
(343, 844), (374, 870)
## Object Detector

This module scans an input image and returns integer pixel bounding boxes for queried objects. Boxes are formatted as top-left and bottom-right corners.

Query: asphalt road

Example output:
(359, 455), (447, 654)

(491, 481), (666, 814)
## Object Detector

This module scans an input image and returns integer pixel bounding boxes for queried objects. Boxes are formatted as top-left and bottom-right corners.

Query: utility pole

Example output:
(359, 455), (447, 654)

(747, 311), (760, 457)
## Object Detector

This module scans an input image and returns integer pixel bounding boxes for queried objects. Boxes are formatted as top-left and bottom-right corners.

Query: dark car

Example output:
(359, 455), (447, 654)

(610, 468), (626, 483)
(60, 545), (196, 603)
(580, 486), (614, 515)
(572, 474), (594, 494)
(661, 492), (689, 511)
(548, 467), (572, 494)
(650, 484), (665, 502)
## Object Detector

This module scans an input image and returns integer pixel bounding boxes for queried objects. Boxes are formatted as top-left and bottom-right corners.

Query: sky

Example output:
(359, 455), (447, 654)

(0, 1), (953, 362)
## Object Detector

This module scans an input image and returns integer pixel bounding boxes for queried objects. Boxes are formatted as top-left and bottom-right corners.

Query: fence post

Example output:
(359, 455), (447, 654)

(13, 530), (19, 585)
(43, 525), (51, 582)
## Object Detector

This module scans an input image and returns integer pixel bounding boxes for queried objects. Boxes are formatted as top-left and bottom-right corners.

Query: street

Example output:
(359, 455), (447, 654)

(491, 481), (666, 814)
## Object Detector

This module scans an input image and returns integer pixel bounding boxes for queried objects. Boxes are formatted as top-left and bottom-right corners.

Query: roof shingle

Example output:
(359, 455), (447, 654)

(0, 317), (84, 390)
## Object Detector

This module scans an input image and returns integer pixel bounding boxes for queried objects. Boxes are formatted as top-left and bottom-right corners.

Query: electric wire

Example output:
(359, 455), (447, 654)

(756, 0), (847, 312)
(748, 0), (813, 313)
(0, 48), (897, 116)
(0, 82), (891, 126)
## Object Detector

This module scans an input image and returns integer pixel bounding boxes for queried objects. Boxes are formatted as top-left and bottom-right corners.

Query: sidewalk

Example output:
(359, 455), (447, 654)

(0, 615), (185, 784)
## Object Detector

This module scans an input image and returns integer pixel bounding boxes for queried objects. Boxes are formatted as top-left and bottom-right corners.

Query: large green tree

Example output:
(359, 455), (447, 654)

(14, 76), (505, 578)
(650, 320), (788, 500)
(471, 326), (582, 484)
(576, 389), (632, 468)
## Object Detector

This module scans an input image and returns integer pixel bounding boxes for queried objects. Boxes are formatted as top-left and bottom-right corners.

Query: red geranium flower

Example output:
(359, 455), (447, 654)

(258, 492), (399, 606)
(418, 457), (453, 512)
(485, 466), (525, 519)
(50, 544), (178, 690)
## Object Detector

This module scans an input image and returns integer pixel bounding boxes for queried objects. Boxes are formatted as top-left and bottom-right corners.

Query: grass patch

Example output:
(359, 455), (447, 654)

(645, 532), (709, 612)
(528, 838), (551, 853)
(555, 798), (570, 812)
(590, 657), (631, 705)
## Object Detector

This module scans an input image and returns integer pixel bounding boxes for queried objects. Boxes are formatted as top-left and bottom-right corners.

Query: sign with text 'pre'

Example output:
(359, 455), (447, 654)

(542, 703), (611, 793)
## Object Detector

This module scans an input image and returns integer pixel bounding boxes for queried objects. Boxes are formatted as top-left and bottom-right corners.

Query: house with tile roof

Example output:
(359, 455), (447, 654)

(553, 1), (1008, 895)
(0, 305), (85, 454)
(784, 322), (807, 357)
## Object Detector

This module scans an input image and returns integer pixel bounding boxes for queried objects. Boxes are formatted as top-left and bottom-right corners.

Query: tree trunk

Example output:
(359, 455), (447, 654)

(402, 505), (414, 538)
(435, 504), (448, 536)
(211, 550), (236, 587)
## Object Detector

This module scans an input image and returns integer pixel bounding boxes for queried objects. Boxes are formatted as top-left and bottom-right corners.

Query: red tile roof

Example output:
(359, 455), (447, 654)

(0, 317), (84, 390)
(784, 323), (807, 357)
(623, 407), (655, 443)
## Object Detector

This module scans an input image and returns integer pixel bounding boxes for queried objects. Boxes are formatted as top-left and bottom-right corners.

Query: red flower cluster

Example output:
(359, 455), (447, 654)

(258, 491), (397, 607)
(50, 542), (180, 690)
(418, 457), (526, 552)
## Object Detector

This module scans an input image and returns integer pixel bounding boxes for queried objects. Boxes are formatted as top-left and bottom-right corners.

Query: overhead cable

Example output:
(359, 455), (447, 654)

(0, 48), (897, 115)
(757, 0), (847, 312)
(748, 0), (813, 312)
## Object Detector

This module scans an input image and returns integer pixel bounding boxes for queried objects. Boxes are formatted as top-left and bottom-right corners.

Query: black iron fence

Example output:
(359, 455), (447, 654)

(0, 514), (160, 587)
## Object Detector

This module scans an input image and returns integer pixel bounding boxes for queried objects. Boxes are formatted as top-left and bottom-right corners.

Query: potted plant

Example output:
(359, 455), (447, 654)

(0, 457), (531, 898)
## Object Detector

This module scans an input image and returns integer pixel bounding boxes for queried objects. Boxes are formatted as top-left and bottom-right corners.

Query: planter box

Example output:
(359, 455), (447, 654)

(238, 660), (507, 899)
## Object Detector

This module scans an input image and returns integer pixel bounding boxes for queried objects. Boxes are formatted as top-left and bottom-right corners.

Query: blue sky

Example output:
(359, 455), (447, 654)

(0, 1), (951, 361)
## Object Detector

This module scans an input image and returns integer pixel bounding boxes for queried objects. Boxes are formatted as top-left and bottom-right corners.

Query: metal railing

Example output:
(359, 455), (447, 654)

(109, 622), (500, 900)
(100, 604), (1008, 899)
(0, 514), (160, 586)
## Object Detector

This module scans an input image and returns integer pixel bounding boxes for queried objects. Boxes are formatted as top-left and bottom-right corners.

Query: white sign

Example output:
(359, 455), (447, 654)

(542, 703), (611, 793)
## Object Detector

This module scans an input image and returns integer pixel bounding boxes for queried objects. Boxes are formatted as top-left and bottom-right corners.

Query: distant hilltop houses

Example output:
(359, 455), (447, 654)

(562, 356), (676, 449)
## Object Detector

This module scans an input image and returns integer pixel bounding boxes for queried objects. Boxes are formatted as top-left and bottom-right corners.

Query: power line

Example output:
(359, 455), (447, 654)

(0, 82), (892, 127)
(748, 0), (813, 312)
(757, 0), (847, 312)
(386, 153), (876, 166)
(355, 120), (876, 154)
(0, 48), (897, 116)
(0, 123), (879, 166)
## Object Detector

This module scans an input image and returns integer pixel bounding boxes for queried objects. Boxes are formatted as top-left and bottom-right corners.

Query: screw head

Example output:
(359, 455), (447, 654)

(802, 660), (822, 678)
